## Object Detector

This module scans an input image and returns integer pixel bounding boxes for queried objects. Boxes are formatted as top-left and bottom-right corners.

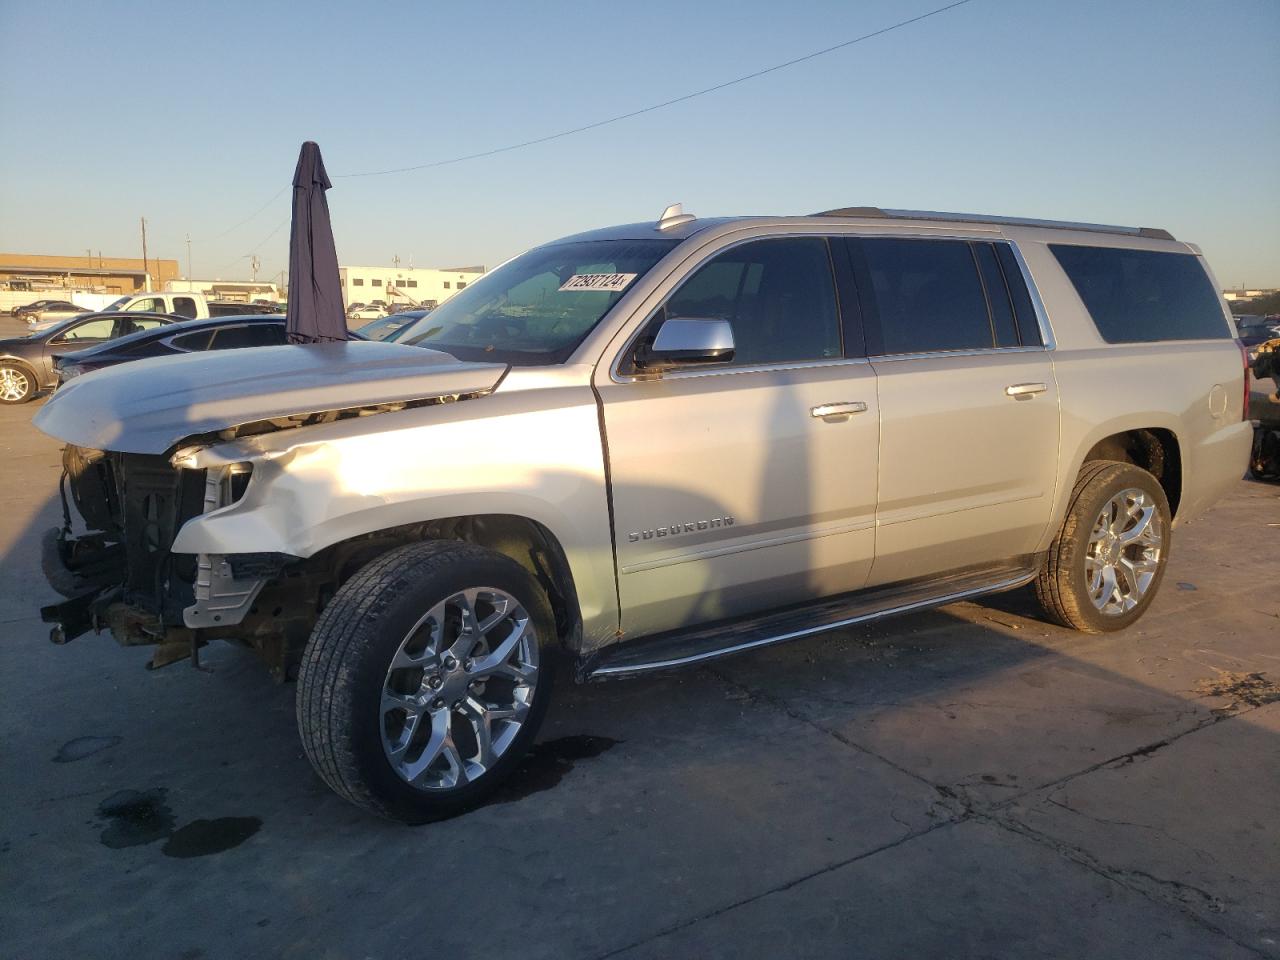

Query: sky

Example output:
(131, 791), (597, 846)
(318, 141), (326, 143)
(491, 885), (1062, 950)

(1, 0), (1277, 287)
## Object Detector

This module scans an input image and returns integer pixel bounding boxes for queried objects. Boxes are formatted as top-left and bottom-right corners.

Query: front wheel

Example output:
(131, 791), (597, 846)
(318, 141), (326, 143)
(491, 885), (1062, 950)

(297, 541), (556, 822)
(0, 363), (35, 404)
(1034, 460), (1172, 633)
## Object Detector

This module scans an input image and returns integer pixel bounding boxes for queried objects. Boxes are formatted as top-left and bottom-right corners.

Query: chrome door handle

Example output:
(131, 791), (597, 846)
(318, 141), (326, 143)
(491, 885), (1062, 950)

(1005, 382), (1047, 399)
(811, 401), (868, 420)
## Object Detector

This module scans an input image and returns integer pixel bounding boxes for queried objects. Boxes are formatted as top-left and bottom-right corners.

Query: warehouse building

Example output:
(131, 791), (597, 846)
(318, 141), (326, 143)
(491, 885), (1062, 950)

(340, 264), (485, 308)
(0, 252), (179, 296)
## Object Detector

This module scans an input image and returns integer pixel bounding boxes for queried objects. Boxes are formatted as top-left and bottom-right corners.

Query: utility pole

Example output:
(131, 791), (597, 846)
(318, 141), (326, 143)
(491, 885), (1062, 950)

(249, 255), (261, 282)
(392, 254), (401, 270)
(186, 233), (193, 282)
(139, 216), (150, 292)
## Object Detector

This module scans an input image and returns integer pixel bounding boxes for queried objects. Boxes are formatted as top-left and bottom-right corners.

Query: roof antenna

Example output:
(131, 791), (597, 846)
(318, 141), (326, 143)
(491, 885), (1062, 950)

(656, 202), (696, 231)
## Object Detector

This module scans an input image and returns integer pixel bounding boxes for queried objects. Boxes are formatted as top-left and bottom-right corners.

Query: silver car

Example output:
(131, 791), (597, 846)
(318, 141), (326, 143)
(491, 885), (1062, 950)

(36, 204), (1251, 821)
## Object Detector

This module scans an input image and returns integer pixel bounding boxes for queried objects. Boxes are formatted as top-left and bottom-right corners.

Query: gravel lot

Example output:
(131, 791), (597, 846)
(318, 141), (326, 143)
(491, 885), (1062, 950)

(2, 328), (1277, 959)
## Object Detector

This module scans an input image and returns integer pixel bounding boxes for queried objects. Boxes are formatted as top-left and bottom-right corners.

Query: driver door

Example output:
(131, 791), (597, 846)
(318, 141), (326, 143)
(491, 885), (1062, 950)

(595, 236), (880, 637)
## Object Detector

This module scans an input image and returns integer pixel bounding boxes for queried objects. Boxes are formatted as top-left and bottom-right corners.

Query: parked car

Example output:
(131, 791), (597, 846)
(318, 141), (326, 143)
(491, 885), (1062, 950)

(348, 302), (385, 321)
(52, 314), (292, 385)
(355, 309), (428, 341)
(1235, 314), (1280, 358)
(11, 299), (61, 320)
(17, 300), (87, 325)
(36, 205), (1251, 822)
(0, 312), (178, 403)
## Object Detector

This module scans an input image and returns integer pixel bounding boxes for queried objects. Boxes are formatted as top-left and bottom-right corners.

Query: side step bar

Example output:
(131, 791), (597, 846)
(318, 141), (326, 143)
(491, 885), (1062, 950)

(582, 559), (1041, 681)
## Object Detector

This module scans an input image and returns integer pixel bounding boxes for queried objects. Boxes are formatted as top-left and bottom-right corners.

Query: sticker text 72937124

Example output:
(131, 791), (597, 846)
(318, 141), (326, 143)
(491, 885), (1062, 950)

(558, 273), (637, 293)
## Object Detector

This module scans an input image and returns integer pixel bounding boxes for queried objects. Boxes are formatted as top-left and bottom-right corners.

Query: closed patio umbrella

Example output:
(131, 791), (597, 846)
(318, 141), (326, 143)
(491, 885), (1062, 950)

(285, 141), (348, 344)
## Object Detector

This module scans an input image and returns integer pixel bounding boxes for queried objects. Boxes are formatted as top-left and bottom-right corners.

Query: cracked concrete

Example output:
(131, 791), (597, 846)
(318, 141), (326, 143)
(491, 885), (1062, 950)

(1, 364), (1277, 959)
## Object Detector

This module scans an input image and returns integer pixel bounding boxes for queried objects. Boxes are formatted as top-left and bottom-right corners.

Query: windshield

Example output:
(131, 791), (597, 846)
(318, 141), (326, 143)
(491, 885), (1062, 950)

(396, 239), (678, 364)
(104, 296), (130, 311)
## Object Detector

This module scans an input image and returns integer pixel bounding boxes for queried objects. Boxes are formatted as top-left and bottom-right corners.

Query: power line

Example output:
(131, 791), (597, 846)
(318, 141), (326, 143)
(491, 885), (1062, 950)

(336, 0), (976, 179)
(189, 1), (976, 247)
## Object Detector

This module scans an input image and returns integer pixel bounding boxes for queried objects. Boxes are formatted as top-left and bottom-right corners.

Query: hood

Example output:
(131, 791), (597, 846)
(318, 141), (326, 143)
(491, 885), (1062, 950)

(34, 340), (507, 455)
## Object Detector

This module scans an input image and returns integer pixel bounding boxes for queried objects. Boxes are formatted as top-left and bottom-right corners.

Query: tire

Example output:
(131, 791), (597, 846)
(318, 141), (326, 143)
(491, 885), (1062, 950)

(1035, 460), (1172, 633)
(297, 540), (557, 822)
(0, 362), (36, 404)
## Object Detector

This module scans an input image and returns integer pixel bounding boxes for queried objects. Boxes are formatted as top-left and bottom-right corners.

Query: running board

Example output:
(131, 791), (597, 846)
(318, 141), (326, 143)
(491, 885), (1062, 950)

(582, 559), (1041, 681)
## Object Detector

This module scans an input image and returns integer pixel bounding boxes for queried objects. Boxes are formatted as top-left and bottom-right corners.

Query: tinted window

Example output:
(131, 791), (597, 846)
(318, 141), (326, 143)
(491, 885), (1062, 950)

(658, 237), (842, 366)
(856, 239), (993, 354)
(1050, 245), (1230, 343)
(994, 244), (1042, 346)
(974, 243), (1019, 347)
(208, 324), (287, 350)
(171, 330), (214, 351)
(173, 297), (198, 318)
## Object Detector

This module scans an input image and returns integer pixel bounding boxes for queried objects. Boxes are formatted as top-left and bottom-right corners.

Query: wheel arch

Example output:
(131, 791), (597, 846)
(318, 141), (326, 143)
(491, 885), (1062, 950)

(305, 513), (586, 653)
(1079, 426), (1183, 517)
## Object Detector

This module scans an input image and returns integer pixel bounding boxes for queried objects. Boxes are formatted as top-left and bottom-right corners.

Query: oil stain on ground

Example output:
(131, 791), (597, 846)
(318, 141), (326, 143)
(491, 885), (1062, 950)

(96, 789), (260, 857)
(162, 818), (262, 859)
(488, 735), (621, 805)
(97, 789), (175, 849)
(54, 735), (122, 763)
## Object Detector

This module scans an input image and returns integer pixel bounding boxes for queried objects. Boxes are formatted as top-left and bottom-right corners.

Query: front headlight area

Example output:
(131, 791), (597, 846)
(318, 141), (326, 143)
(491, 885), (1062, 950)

(205, 461), (254, 512)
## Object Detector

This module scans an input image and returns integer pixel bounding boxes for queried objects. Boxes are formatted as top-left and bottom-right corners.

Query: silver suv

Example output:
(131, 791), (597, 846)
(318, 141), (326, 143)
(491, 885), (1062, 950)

(37, 205), (1252, 821)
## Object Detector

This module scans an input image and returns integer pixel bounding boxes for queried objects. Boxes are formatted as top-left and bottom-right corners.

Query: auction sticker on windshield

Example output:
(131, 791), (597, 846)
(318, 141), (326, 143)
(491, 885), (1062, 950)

(558, 273), (637, 292)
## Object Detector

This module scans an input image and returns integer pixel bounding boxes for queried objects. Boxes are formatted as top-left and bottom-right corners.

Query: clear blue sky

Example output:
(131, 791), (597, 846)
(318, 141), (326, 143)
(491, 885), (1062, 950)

(1, 0), (1277, 286)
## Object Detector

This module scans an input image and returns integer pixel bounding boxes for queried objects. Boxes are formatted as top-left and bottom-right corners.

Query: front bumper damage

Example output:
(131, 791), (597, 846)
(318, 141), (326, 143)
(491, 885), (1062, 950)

(40, 445), (296, 673)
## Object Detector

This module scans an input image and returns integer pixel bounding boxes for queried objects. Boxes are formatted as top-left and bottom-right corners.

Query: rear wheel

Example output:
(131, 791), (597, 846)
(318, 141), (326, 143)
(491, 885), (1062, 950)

(0, 363), (35, 404)
(297, 541), (556, 822)
(1035, 461), (1171, 633)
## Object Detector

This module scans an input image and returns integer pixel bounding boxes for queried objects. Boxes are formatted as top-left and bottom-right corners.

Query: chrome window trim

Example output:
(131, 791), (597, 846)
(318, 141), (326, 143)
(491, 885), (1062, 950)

(871, 345), (1049, 364)
(623, 355), (872, 383)
(607, 231), (1056, 384)
(1003, 240), (1058, 350)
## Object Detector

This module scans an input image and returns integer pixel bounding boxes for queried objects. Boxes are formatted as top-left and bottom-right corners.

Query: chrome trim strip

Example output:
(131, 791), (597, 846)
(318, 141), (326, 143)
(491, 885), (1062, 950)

(590, 569), (1038, 677)
(1004, 240), (1058, 350)
(870, 345), (1048, 363)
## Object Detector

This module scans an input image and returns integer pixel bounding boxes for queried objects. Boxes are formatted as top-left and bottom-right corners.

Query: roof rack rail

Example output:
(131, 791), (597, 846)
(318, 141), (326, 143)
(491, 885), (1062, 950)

(810, 207), (1175, 242)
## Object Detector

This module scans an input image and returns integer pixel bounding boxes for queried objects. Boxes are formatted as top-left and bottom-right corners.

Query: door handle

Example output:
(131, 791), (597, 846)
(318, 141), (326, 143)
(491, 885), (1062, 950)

(811, 401), (868, 420)
(1005, 382), (1047, 399)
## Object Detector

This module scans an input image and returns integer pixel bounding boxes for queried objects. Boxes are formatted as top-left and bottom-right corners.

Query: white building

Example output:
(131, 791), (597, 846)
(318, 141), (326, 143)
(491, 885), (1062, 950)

(339, 264), (485, 308)
(165, 279), (282, 302)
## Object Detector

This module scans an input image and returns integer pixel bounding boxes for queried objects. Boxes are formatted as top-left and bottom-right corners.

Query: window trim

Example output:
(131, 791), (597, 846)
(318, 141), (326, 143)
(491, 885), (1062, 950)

(611, 234), (852, 382)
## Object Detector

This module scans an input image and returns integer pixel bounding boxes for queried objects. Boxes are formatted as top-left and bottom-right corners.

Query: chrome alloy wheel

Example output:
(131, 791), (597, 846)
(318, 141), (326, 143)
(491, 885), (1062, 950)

(0, 366), (30, 402)
(1085, 487), (1164, 616)
(380, 587), (538, 790)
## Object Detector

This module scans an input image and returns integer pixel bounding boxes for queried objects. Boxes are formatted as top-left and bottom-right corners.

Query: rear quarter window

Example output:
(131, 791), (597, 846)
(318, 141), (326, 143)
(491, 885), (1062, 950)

(1050, 245), (1230, 343)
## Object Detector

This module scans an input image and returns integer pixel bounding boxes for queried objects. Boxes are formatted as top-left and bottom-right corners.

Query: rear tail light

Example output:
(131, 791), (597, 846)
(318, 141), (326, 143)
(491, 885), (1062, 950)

(1239, 340), (1251, 421)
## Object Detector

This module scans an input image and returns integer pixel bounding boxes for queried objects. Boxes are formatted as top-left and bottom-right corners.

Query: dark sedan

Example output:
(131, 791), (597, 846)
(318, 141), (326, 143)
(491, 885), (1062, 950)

(0, 312), (178, 403)
(53, 314), (292, 386)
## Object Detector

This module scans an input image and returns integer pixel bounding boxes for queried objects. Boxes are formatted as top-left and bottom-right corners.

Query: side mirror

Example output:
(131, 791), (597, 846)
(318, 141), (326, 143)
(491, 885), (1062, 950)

(638, 317), (735, 368)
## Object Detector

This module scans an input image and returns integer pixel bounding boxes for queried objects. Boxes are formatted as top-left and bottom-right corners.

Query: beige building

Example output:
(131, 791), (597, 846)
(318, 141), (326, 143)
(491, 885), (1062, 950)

(340, 264), (485, 308)
(0, 252), (179, 295)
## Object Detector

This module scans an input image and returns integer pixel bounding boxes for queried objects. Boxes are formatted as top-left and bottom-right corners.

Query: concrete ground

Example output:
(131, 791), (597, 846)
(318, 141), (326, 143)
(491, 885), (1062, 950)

(1, 344), (1277, 960)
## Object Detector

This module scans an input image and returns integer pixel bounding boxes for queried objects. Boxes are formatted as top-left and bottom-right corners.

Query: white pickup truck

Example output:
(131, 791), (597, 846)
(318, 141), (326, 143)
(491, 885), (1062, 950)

(35, 205), (1251, 822)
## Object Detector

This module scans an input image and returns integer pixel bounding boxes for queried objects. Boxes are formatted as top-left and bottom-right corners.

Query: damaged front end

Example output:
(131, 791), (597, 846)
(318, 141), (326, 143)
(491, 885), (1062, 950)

(42, 445), (304, 675)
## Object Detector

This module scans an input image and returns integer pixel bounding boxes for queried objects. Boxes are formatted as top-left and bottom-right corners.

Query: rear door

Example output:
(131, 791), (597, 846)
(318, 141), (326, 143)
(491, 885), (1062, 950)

(597, 236), (880, 637)
(845, 236), (1061, 586)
